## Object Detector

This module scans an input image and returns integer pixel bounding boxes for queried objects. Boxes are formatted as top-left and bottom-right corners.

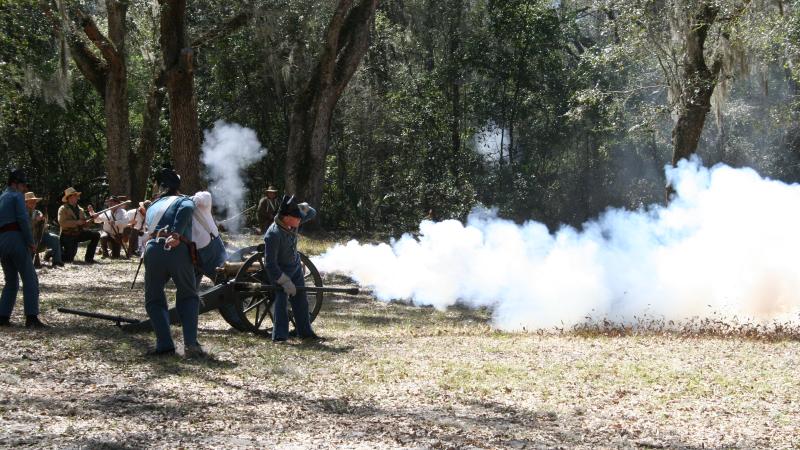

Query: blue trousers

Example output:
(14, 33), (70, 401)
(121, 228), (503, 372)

(272, 265), (314, 340)
(40, 232), (62, 264)
(143, 241), (199, 351)
(0, 231), (39, 317)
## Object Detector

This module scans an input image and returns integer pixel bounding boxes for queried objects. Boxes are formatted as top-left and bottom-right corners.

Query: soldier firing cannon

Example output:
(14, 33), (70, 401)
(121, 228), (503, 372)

(58, 244), (359, 334)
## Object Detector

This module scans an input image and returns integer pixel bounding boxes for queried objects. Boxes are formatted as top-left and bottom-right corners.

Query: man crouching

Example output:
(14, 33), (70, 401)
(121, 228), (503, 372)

(263, 195), (319, 342)
(143, 167), (203, 357)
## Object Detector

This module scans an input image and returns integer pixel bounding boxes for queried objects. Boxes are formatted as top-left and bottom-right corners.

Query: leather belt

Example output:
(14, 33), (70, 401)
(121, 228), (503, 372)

(0, 222), (21, 233)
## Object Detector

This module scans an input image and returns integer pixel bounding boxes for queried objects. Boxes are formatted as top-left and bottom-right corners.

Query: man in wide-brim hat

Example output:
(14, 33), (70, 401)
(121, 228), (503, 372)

(257, 185), (280, 233)
(58, 186), (100, 264)
(24, 192), (63, 268)
(0, 169), (48, 328)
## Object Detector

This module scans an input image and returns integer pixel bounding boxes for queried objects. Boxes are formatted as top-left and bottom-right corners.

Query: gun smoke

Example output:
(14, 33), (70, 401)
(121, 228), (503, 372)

(315, 159), (800, 331)
(201, 120), (266, 232)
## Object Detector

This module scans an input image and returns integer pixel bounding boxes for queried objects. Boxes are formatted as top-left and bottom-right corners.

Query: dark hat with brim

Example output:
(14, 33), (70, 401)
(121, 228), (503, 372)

(266, 185), (278, 193)
(155, 167), (181, 190)
(8, 169), (28, 185)
(278, 194), (302, 218)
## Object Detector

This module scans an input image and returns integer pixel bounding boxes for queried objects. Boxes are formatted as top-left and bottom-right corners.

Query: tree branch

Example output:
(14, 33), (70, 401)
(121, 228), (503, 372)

(74, 8), (120, 64)
(333, 0), (378, 97)
(191, 10), (252, 49)
(41, 1), (107, 94)
(318, 0), (355, 85)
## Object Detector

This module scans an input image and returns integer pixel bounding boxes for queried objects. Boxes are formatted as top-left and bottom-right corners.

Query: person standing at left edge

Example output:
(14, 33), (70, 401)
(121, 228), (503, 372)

(0, 169), (47, 328)
(143, 167), (204, 357)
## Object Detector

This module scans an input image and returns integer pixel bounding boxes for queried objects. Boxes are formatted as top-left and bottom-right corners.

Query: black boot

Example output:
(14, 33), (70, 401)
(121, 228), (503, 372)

(0, 316), (10, 326)
(25, 315), (50, 329)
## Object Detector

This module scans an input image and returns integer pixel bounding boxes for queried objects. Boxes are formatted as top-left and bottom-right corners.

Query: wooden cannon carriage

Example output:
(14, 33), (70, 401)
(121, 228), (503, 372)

(59, 245), (358, 334)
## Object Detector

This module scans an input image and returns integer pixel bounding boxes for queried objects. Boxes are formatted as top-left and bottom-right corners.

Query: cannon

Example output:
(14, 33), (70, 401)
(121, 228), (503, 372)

(58, 245), (359, 334)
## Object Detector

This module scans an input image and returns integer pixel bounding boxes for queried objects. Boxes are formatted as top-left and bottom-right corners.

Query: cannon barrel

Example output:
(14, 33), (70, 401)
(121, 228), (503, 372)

(232, 282), (359, 296)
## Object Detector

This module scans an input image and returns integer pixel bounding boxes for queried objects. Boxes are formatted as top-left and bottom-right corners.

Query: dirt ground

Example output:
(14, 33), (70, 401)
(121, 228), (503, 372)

(1, 237), (799, 449)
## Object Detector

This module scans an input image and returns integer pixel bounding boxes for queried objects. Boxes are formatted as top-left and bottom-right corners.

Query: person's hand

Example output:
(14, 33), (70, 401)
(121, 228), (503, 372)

(298, 202), (311, 215)
(164, 233), (181, 250)
(77, 219), (87, 226)
(276, 273), (297, 296)
(34, 215), (44, 223)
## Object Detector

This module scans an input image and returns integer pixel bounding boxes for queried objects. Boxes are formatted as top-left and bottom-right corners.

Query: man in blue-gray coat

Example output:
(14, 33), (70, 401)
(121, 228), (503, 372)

(142, 168), (202, 356)
(263, 195), (318, 342)
(0, 169), (47, 328)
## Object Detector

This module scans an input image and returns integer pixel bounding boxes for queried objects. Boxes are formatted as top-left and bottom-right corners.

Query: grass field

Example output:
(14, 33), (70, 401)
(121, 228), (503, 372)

(0, 234), (799, 449)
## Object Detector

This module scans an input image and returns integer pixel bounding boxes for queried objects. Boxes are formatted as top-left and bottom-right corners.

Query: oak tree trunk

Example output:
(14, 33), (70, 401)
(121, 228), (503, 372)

(160, 0), (203, 193)
(667, 2), (722, 200)
(285, 0), (379, 220)
(130, 74), (166, 202)
(51, 0), (132, 196)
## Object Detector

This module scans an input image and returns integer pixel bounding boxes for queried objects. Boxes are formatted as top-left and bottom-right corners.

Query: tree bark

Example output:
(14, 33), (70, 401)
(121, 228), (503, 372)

(103, 0), (130, 197)
(47, 0), (131, 196)
(666, 1), (723, 200)
(284, 0), (379, 219)
(130, 72), (166, 202)
(160, 0), (203, 193)
(670, 2), (720, 166)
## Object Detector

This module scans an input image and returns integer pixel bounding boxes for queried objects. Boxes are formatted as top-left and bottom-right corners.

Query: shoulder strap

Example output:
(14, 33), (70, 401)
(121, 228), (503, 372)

(148, 196), (181, 232)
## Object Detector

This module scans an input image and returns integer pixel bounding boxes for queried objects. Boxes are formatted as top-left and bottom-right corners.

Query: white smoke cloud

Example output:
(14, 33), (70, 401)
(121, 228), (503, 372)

(201, 121), (266, 232)
(315, 159), (800, 330)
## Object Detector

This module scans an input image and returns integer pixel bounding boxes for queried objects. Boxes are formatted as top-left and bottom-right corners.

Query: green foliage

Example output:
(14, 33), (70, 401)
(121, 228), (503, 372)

(1, 0), (799, 232)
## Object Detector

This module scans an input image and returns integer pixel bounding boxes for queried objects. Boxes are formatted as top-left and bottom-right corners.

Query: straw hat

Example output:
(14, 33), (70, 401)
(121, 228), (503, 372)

(266, 185), (278, 193)
(24, 192), (42, 203)
(62, 187), (81, 203)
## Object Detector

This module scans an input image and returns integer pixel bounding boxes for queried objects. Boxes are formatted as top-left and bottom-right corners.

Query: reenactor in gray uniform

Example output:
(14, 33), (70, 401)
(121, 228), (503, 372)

(0, 170), (47, 328)
(263, 195), (319, 342)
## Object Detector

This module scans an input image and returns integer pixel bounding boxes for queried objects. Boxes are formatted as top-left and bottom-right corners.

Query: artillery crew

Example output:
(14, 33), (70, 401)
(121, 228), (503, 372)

(142, 167), (204, 357)
(58, 187), (100, 264)
(0, 170), (47, 328)
(263, 194), (319, 342)
(25, 192), (63, 268)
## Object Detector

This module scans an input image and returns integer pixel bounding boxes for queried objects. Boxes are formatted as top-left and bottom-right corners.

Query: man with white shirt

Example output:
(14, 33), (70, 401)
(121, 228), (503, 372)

(124, 200), (150, 257)
(93, 196), (129, 259)
(191, 191), (226, 288)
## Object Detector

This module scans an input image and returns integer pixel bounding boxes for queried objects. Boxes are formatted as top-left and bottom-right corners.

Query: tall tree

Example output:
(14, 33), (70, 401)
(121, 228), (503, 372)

(159, 0), (202, 193)
(284, 0), (379, 213)
(158, 1), (251, 193)
(47, 0), (131, 196)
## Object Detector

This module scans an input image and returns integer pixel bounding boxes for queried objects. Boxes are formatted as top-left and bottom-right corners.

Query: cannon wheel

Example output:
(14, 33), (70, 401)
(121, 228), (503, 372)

(217, 245), (261, 331)
(231, 251), (324, 334)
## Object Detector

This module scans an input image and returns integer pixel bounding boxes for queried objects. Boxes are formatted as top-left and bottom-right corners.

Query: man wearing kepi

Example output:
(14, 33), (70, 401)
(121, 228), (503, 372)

(0, 169), (47, 328)
(143, 167), (203, 357)
(263, 195), (319, 342)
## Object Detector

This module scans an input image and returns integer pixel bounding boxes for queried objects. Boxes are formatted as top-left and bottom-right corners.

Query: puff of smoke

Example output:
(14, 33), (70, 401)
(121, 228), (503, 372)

(201, 121), (265, 232)
(314, 158), (800, 331)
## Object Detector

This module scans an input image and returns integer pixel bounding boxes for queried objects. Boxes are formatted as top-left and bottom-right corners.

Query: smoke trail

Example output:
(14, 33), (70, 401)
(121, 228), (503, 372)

(315, 159), (800, 330)
(201, 121), (266, 232)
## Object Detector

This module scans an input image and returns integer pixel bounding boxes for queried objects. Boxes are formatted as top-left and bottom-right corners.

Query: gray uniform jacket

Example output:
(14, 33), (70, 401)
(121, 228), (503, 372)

(263, 207), (316, 280)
